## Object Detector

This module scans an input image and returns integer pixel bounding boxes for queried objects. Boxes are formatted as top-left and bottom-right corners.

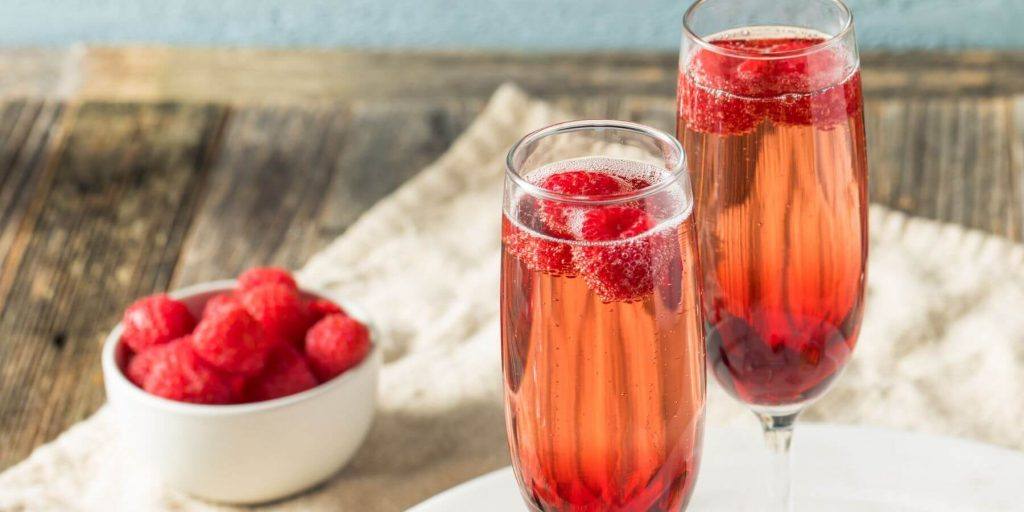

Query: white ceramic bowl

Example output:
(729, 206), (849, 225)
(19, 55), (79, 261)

(102, 279), (380, 504)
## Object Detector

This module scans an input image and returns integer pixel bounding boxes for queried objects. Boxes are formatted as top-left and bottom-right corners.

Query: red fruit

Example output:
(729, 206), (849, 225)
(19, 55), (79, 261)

(121, 295), (196, 353)
(574, 206), (659, 303)
(141, 338), (236, 404)
(237, 267), (297, 293)
(190, 305), (272, 375)
(305, 298), (346, 326)
(680, 37), (857, 135)
(541, 170), (626, 197)
(538, 170), (628, 235)
(246, 344), (319, 402)
(203, 292), (241, 319)
(305, 314), (371, 381)
(679, 72), (762, 135)
(240, 283), (308, 345)
(575, 241), (658, 303)
(126, 343), (170, 387)
(580, 206), (652, 241)
(502, 217), (575, 276)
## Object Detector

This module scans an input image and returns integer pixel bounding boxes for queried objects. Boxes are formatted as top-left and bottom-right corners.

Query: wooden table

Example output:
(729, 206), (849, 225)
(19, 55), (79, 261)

(1, 48), (1023, 471)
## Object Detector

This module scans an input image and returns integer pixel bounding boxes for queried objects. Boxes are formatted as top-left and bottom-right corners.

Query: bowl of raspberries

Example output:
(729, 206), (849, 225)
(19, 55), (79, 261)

(101, 267), (379, 504)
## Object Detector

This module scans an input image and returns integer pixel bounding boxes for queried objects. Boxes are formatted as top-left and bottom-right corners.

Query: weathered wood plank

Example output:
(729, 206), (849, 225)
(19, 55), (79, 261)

(926, 101), (957, 224)
(173, 99), (483, 285)
(864, 99), (904, 211)
(999, 98), (1022, 239)
(1009, 98), (1024, 237)
(4, 48), (1024, 103)
(54, 48), (1024, 105)
(0, 102), (227, 470)
(172, 105), (350, 285)
(973, 100), (1003, 235)
(311, 99), (483, 248)
(0, 102), (68, 307)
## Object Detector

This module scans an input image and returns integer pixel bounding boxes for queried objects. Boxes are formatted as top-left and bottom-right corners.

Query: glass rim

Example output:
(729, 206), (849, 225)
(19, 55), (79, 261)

(504, 119), (688, 206)
(682, 0), (854, 61)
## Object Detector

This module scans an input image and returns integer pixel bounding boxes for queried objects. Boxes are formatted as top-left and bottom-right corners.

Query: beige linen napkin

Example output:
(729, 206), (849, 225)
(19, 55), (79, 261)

(2, 84), (1023, 511)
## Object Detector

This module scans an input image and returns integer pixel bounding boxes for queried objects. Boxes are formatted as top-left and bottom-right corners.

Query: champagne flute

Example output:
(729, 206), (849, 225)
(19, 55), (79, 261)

(501, 121), (706, 511)
(676, 1), (868, 510)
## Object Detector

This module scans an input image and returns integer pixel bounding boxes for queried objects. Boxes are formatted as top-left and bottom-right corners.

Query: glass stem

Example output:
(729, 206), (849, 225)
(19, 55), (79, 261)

(757, 411), (800, 512)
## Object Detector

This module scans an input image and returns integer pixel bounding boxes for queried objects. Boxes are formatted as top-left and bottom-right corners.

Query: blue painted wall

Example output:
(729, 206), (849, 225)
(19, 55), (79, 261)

(1, 0), (1022, 50)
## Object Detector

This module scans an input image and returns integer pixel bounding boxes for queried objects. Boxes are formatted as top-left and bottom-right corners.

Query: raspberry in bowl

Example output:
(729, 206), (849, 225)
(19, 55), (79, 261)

(101, 268), (380, 504)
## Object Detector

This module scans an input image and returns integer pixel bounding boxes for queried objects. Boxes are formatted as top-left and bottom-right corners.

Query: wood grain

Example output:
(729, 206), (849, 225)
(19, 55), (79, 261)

(4, 48), (1024, 103)
(172, 99), (482, 286)
(0, 102), (69, 309)
(0, 103), (226, 469)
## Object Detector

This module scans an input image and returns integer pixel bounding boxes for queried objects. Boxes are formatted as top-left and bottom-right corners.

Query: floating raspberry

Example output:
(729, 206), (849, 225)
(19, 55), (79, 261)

(541, 169), (626, 196)
(575, 241), (657, 303)
(246, 344), (319, 402)
(678, 72), (763, 135)
(679, 37), (859, 134)
(304, 298), (346, 326)
(237, 267), (297, 293)
(502, 217), (575, 276)
(141, 338), (236, 404)
(538, 170), (628, 235)
(203, 292), (241, 319)
(580, 206), (652, 241)
(574, 206), (660, 302)
(121, 294), (196, 353)
(240, 283), (308, 345)
(767, 74), (861, 127)
(190, 305), (272, 375)
(305, 314), (371, 381)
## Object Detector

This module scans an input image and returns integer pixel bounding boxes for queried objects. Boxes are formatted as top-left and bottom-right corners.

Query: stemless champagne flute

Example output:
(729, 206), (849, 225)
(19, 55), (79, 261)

(501, 121), (706, 511)
(676, 0), (868, 510)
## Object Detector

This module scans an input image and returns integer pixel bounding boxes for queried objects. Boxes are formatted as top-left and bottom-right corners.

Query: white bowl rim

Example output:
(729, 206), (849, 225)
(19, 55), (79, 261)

(102, 279), (381, 417)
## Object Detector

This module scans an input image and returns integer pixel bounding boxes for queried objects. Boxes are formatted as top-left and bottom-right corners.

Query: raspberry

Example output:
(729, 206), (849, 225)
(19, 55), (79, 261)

(502, 217), (575, 276)
(707, 312), (848, 404)
(190, 305), (272, 375)
(305, 314), (371, 381)
(679, 37), (858, 134)
(237, 267), (297, 293)
(575, 241), (657, 303)
(121, 294), (196, 353)
(141, 338), (236, 404)
(246, 344), (319, 402)
(126, 343), (171, 387)
(304, 298), (346, 326)
(580, 206), (652, 241)
(240, 283), (308, 345)
(541, 170), (626, 197)
(679, 69), (762, 135)
(202, 292), (241, 319)
(538, 171), (627, 235)
(574, 206), (659, 302)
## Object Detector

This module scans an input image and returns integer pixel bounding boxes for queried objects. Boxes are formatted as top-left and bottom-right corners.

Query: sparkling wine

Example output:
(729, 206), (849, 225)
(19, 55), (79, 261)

(501, 158), (705, 511)
(677, 29), (868, 407)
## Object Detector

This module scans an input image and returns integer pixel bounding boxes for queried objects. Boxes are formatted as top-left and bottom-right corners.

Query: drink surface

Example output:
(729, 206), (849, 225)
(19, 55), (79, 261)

(678, 27), (868, 407)
(501, 159), (706, 511)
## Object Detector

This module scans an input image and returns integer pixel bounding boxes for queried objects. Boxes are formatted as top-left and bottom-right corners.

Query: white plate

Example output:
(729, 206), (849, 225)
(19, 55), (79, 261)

(409, 423), (1024, 511)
